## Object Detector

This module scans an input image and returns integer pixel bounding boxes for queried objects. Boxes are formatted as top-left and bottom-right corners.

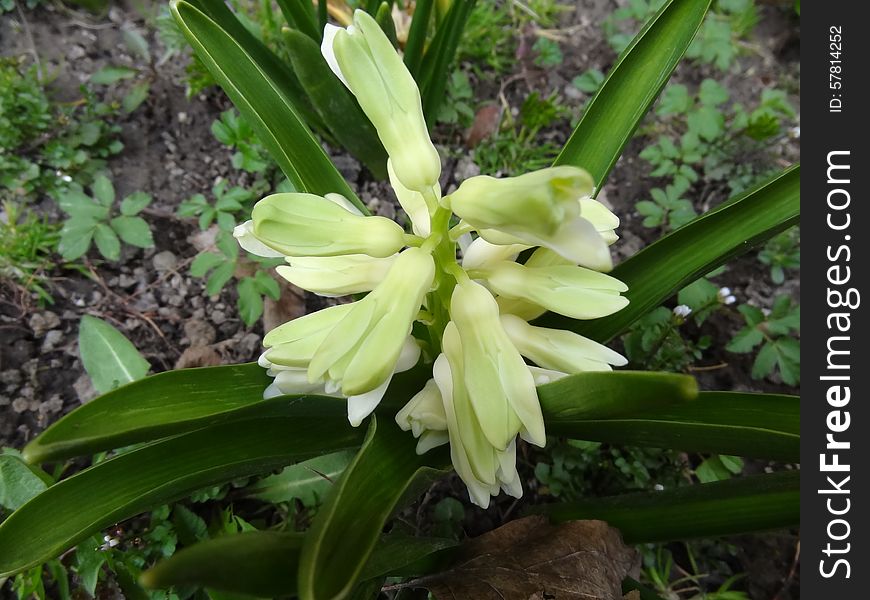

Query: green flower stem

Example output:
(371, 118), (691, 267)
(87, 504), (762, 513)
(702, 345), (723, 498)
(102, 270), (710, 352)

(422, 204), (459, 356)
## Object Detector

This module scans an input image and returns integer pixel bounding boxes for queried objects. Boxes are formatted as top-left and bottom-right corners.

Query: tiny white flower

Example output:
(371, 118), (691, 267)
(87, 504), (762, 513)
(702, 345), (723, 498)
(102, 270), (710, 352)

(673, 304), (692, 318)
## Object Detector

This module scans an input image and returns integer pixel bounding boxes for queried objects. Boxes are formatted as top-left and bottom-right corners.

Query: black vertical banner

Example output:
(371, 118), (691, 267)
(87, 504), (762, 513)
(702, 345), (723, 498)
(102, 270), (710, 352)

(802, 2), (868, 595)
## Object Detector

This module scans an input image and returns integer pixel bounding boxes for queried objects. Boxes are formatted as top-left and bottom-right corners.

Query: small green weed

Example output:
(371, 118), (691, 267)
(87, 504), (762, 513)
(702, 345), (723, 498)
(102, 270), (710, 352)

(56, 175), (155, 262)
(0, 202), (59, 304)
(757, 227), (800, 284)
(1, 58), (124, 200)
(727, 295), (800, 385)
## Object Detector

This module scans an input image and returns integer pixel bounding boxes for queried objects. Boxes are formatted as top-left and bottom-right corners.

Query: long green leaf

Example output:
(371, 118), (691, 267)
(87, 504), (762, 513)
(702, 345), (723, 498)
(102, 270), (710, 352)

(535, 165), (800, 342)
(0, 399), (363, 577)
(186, 0), (329, 137)
(24, 361), (432, 464)
(544, 391), (799, 462)
(282, 29), (389, 179)
(22, 363), (270, 464)
(171, 1), (363, 209)
(141, 531), (305, 596)
(403, 0), (433, 76)
(419, 0), (476, 121)
(538, 470), (799, 543)
(298, 417), (448, 600)
(537, 371), (697, 421)
(141, 531), (458, 596)
(78, 315), (150, 394)
(276, 0), (320, 41)
(555, 0), (712, 189)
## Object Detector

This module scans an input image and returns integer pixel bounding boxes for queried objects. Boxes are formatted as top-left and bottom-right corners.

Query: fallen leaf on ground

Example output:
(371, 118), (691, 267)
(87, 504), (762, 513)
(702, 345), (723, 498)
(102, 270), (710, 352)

(174, 346), (222, 369)
(262, 279), (307, 333)
(419, 515), (638, 600)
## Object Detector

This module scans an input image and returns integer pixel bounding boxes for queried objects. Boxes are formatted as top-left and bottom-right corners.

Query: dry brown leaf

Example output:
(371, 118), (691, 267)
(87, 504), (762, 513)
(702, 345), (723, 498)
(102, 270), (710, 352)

(262, 279), (307, 333)
(465, 105), (503, 149)
(622, 591), (641, 600)
(421, 516), (638, 600)
(174, 346), (222, 369)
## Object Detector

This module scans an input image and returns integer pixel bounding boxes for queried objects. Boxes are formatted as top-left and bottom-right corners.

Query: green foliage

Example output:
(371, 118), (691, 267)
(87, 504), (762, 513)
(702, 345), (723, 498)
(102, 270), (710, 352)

(757, 227), (800, 284)
(727, 296), (800, 385)
(189, 231), (281, 326)
(624, 306), (711, 372)
(458, 0), (566, 75)
(1, 0), (42, 13)
(534, 439), (686, 500)
(435, 70), (475, 127)
(0, 59), (123, 200)
(695, 454), (743, 483)
(56, 176), (154, 262)
(636, 179), (697, 230)
(532, 37), (563, 67)
(473, 91), (569, 175)
(178, 178), (254, 232)
(431, 497), (466, 539)
(571, 68), (605, 94)
(246, 450), (354, 506)
(0, 201), (59, 303)
(637, 77), (797, 231)
(211, 109), (273, 173)
(604, 0), (756, 71)
(642, 541), (750, 599)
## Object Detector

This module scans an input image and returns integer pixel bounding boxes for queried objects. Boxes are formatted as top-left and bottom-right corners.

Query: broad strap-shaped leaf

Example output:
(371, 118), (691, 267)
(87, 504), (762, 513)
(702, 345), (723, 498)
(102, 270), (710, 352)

(141, 531), (458, 596)
(538, 470), (799, 543)
(171, 0), (363, 209)
(26, 363), (432, 464)
(418, 0), (477, 121)
(185, 0), (328, 134)
(276, 0), (320, 42)
(298, 417), (449, 600)
(282, 28), (389, 179)
(537, 371), (697, 421)
(0, 398), (363, 577)
(555, 0), (712, 190)
(545, 391), (798, 462)
(141, 531), (305, 596)
(536, 165), (800, 342)
(403, 0), (433, 77)
(23, 363), (271, 464)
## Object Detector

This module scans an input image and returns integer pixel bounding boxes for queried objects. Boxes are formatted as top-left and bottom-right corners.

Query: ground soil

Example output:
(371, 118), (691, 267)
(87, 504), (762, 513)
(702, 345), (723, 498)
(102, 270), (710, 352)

(1, 1), (799, 598)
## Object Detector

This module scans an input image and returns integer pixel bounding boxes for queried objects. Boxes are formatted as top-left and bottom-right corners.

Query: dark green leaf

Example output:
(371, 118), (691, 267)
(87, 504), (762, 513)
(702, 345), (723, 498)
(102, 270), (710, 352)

(246, 450), (355, 505)
(298, 417), (449, 600)
(544, 391), (798, 462)
(0, 455), (48, 511)
(0, 399), (364, 576)
(556, 0), (712, 190)
(282, 29), (388, 179)
(172, 1), (363, 209)
(537, 371), (697, 423)
(538, 471), (799, 543)
(22, 363), (269, 464)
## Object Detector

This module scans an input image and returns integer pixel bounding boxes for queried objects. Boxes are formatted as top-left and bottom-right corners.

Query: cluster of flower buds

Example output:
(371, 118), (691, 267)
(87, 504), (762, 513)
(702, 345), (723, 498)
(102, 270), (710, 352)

(235, 10), (629, 508)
